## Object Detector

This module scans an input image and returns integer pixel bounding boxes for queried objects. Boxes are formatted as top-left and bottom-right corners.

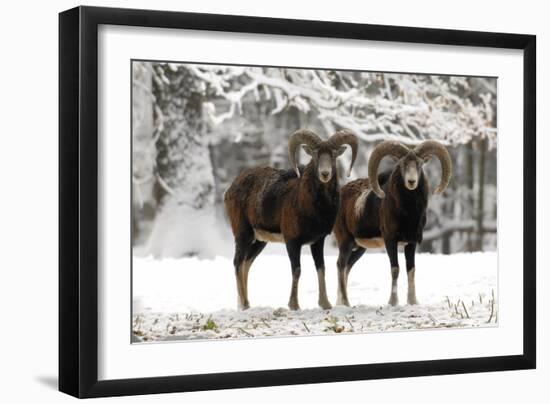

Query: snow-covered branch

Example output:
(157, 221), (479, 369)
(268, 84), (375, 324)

(185, 66), (496, 148)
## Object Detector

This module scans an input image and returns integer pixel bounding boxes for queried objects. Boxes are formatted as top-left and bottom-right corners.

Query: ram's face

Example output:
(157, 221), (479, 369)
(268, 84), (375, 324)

(303, 143), (346, 183)
(399, 153), (424, 191)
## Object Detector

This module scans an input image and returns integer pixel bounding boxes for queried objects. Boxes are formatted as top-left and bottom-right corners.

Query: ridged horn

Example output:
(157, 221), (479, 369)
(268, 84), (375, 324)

(288, 129), (322, 177)
(327, 129), (359, 177)
(413, 140), (452, 194)
(368, 141), (410, 198)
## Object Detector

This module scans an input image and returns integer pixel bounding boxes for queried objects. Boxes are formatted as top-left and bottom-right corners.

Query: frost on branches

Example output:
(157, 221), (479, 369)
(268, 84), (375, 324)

(190, 65), (496, 147)
(132, 62), (497, 257)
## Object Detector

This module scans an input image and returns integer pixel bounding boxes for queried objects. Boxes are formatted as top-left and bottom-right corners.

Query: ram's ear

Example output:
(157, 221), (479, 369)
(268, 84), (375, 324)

(334, 146), (346, 157)
(302, 145), (315, 156)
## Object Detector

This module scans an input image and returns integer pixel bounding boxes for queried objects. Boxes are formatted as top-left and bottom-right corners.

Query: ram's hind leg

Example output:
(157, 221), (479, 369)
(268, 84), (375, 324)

(286, 240), (302, 311)
(345, 246), (365, 294)
(242, 241), (267, 305)
(311, 237), (332, 310)
(336, 240), (353, 306)
(233, 245), (248, 310)
(233, 230), (254, 310)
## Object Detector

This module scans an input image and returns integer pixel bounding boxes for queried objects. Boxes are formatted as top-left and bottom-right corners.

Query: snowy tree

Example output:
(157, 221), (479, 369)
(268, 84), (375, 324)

(132, 62), (156, 245)
(192, 66), (497, 253)
(141, 64), (224, 257)
(132, 62), (497, 256)
(189, 66), (496, 148)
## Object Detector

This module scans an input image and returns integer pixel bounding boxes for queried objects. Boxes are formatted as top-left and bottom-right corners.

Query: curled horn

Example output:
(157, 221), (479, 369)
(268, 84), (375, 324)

(288, 129), (322, 177)
(327, 129), (359, 177)
(413, 140), (452, 194)
(368, 141), (410, 198)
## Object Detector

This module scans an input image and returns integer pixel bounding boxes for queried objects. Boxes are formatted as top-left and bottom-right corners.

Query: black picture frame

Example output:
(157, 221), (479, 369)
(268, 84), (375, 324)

(59, 5), (536, 398)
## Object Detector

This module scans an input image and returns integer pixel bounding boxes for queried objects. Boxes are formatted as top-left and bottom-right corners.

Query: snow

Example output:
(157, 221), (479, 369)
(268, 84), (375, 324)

(142, 204), (228, 259)
(133, 250), (498, 342)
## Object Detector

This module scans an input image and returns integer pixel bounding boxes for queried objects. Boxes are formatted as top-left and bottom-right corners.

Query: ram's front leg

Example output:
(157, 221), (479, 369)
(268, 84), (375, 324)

(384, 239), (399, 306)
(311, 237), (332, 310)
(405, 242), (418, 305)
(286, 240), (302, 311)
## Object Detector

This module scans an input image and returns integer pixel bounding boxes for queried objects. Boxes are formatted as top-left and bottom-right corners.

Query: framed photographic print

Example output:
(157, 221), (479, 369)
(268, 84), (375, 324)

(59, 6), (536, 398)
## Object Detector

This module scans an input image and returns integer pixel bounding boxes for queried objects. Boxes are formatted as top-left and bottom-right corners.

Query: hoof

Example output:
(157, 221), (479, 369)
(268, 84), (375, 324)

(388, 295), (399, 306)
(336, 298), (350, 307)
(238, 301), (250, 311)
(319, 300), (333, 310)
(288, 301), (300, 311)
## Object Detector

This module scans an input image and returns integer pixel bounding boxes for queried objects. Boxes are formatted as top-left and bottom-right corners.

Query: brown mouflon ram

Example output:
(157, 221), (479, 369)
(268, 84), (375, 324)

(224, 129), (358, 310)
(333, 140), (452, 307)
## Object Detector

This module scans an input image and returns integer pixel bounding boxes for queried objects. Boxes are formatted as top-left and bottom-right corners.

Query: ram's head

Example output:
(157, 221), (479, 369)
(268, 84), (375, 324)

(288, 129), (358, 183)
(368, 140), (452, 198)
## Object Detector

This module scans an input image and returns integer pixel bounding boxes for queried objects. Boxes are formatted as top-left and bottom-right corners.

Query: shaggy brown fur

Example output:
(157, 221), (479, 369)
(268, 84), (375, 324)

(225, 163), (339, 245)
(224, 130), (358, 311)
(334, 139), (451, 307)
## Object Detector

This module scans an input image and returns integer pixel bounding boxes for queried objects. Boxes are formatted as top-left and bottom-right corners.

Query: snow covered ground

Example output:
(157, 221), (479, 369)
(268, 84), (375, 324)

(132, 250), (498, 342)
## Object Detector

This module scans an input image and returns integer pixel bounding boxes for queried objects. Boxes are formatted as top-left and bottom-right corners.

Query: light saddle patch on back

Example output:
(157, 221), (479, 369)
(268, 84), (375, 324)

(354, 188), (371, 218)
(254, 229), (285, 243)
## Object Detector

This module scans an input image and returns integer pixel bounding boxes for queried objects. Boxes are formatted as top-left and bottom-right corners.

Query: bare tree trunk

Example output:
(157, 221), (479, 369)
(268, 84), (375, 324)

(441, 197), (452, 254)
(146, 64), (218, 258)
(466, 140), (475, 251)
(132, 62), (156, 245)
(476, 137), (487, 251)
(153, 65), (213, 206)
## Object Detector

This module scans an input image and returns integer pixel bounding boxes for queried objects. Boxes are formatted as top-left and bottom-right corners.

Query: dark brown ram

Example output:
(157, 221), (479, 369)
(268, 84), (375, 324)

(224, 129), (358, 310)
(333, 140), (452, 306)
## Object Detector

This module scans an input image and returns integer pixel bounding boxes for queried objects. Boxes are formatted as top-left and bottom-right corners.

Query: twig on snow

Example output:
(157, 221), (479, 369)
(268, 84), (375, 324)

(344, 316), (355, 331)
(487, 289), (496, 323)
(302, 321), (310, 333)
(487, 301), (494, 323)
(238, 327), (253, 337)
(428, 313), (438, 325)
(461, 300), (470, 319)
(487, 299), (494, 324)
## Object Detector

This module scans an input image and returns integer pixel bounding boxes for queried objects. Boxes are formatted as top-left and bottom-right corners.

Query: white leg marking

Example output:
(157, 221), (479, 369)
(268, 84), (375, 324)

(389, 266), (399, 306)
(407, 267), (419, 305)
(241, 260), (252, 307)
(235, 263), (249, 310)
(317, 267), (332, 309)
(288, 267), (301, 311)
(336, 267), (350, 306)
